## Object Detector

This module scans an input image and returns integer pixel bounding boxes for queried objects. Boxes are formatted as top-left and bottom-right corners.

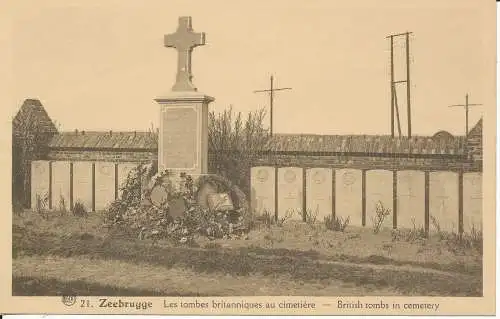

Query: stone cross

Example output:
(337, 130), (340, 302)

(165, 16), (206, 92)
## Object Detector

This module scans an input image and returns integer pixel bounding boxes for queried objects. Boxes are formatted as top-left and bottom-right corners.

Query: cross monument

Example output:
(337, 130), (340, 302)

(155, 16), (214, 176)
(165, 16), (206, 92)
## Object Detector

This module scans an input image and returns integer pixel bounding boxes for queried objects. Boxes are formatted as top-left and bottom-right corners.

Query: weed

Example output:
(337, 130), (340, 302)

(430, 216), (447, 240)
(277, 210), (294, 227)
(72, 200), (88, 217)
(371, 201), (390, 234)
(58, 195), (67, 215)
(35, 193), (49, 220)
(324, 215), (350, 232)
(304, 207), (319, 225)
(256, 210), (275, 229)
(391, 218), (426, 242)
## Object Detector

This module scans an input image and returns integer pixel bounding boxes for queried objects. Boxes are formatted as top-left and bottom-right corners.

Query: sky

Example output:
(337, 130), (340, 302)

(4, 0), (495, 136)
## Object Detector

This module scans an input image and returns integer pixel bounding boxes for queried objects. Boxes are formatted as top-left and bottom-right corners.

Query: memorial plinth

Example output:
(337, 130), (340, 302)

(155, 91), (214, 175)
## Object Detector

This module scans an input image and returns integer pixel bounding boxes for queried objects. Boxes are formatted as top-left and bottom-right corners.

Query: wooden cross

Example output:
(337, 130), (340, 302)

(165, 16), (206, 92)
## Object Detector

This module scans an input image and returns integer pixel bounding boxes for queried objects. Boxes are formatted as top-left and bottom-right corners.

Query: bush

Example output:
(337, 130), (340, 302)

(324, 215), (350, 232)
(104, 165), (251, 244)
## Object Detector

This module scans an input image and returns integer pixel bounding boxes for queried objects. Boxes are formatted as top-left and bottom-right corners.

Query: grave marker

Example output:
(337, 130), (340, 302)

(366, 170), (393, 229)
(397, 170), (425, 229)
(463, 172), (482, 232)
(31, 160), (50, 210)
(335, 169), (362, 226)
(429, 171), (459, 233)
(250, 166), (276, 216)
(95, 162), (116, 211)
(72, 161), (93, 212)
(306, 168), (332, 221)
(277, 167), (303, 220)
(156, 17), (214, 176)
(51, 161), (71, 212)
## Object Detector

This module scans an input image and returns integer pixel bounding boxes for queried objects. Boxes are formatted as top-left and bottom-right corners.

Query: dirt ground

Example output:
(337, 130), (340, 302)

(12, 211), (482, 296)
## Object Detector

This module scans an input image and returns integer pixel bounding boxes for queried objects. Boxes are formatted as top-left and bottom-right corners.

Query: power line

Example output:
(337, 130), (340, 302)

(448, 93), (482, 138)
(387, 31), (413, 138)
(253, 75), (292, 136)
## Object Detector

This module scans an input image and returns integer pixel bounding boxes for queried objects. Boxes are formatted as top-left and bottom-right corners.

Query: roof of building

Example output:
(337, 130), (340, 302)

(468, 118), (482, 138)
(12, 99), (58, 136)
(48, 131), (157, 149)
(48, 130), (468, 155)
(265, 133), (466, 155)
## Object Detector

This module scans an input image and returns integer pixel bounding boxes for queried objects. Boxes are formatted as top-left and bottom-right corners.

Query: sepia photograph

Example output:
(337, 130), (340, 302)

(3, 0), (496, 315)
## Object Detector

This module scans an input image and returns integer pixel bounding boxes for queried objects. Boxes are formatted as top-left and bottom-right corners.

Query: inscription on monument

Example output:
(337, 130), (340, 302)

(163, 107), (198, 169)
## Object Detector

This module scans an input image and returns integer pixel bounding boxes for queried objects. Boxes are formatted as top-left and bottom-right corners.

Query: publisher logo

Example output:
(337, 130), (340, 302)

(62, 295), (77, 306)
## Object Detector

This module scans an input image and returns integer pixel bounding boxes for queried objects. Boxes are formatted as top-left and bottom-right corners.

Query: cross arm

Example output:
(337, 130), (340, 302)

(448, 104), (483, 107)
(253, 87), (292, 93)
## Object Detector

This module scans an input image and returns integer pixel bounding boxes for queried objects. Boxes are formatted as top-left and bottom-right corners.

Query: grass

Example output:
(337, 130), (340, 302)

(12, 212), (483, 297)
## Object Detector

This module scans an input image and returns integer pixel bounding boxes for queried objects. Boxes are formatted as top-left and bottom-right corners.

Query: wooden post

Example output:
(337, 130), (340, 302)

(302, 167), (307, 222)
(114, 163), (119, 200)
(393, 170), (398, 229)
(48, 161), (53, 210)
(390, 35), (395, 137)
(91, 163), (96, 212)
(362, 169), (366, 226)
(274, 166), (279, 222)
(332, 169), (336, 219)
(406, 32), (412, 138)
(458, 170), (464, 236)
(69, 162), (74, 211)
(424, 171), (430, 236)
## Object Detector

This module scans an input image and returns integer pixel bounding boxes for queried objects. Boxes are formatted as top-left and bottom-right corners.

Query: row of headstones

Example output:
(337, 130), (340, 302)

(31, 160), (139, 212)
(250, 166), (482, 233)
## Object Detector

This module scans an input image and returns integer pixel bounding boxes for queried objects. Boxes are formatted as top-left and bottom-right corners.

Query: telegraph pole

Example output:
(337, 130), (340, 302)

(448, 93), (482, 138)
(253, 75), (292, 136)
(387, 31), (413, 138)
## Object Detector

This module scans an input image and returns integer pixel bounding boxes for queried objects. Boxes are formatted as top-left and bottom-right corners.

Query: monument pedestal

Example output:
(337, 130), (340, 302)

(155, 91), (214, 175)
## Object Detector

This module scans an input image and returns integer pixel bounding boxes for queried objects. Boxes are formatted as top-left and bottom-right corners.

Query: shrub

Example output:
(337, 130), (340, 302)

(324, 215), (350, 232)
(371, 201), (391, 234)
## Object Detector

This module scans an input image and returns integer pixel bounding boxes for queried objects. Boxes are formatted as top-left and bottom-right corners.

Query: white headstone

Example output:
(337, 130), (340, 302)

(429, 171), (459, 233)
(250, 166), (276, 216)
(306, 168), (332, 221)
(95, 162), (116, 211)
(463, 172), (482, 232)
(335, 169), (362, 227)
(397, 170), (425, 229)
(51, 161), (71, 212)
(117, 163), (139, 199)
(277, 167), (303, 220)
(366, 169), (393, 229)
(31, 160), (50, 210)
(72, 161), (93, 212)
